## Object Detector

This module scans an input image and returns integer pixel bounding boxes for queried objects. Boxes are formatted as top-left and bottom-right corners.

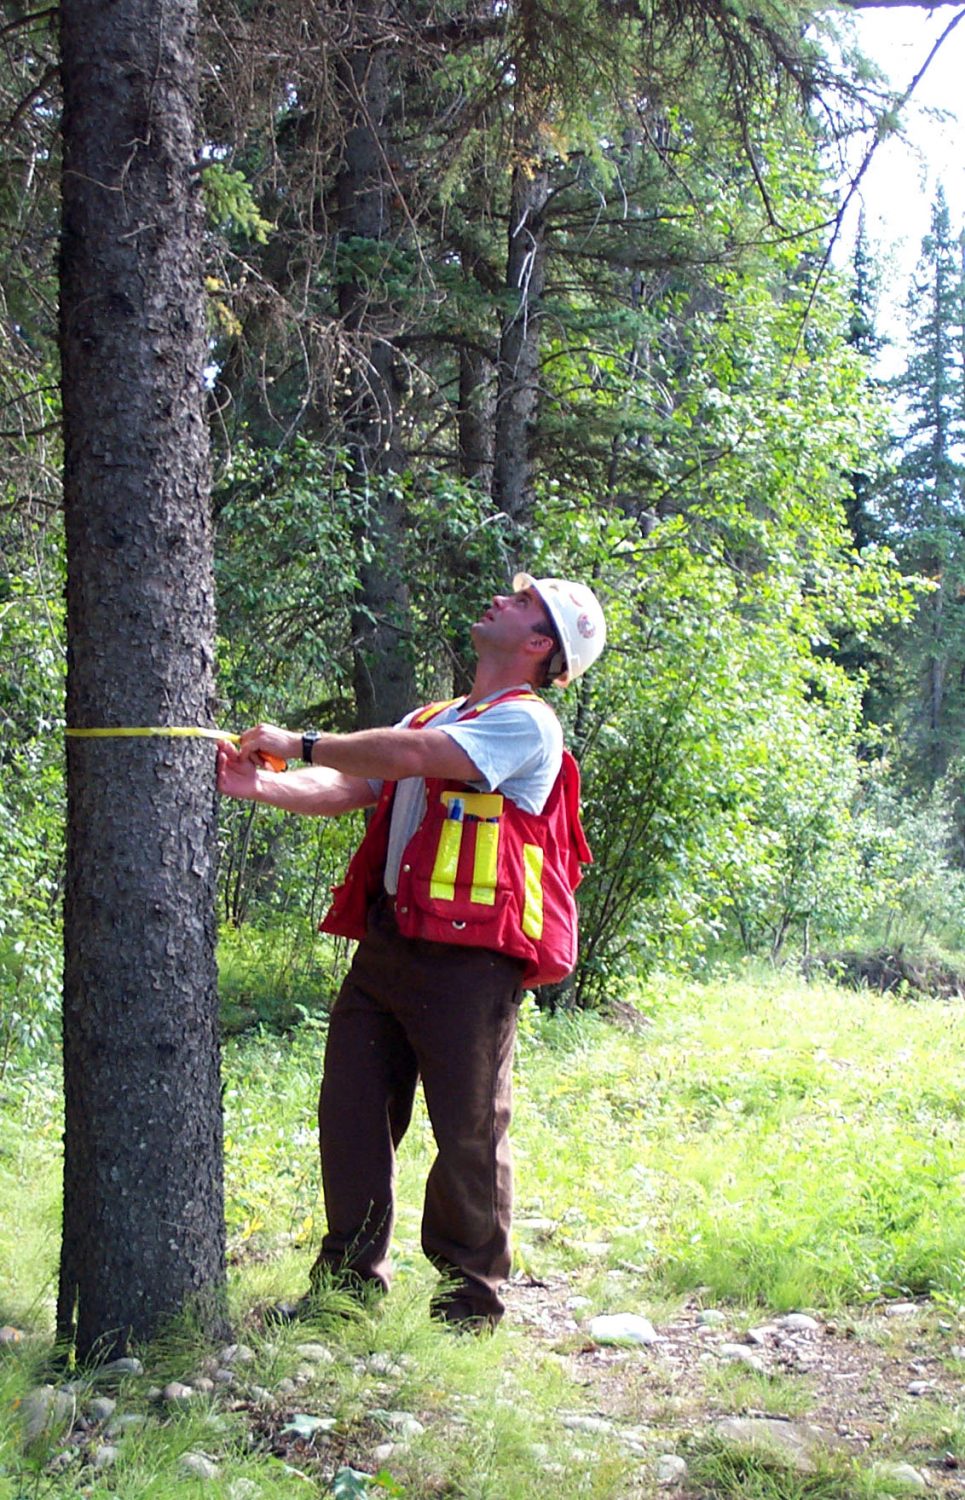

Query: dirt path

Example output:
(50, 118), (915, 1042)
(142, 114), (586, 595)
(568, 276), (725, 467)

(505, 1274), (965, 1494)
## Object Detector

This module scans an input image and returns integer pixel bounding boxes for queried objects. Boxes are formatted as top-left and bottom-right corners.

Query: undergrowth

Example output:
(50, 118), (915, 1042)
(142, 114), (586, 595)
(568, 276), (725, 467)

(2, 966), (965, 1496)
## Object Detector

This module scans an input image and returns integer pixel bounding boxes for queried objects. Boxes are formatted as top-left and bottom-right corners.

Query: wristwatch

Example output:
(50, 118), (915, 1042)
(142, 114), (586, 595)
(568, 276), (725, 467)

(301, 731), (320, 765)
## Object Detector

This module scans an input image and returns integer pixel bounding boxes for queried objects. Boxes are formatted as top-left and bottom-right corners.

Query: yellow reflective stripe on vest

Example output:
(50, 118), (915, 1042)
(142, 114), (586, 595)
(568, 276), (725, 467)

(521, 843), (544, 938)
(430, 816), (463, 900)
(410, 697), (462, 728)
(470, 820), (499, 905)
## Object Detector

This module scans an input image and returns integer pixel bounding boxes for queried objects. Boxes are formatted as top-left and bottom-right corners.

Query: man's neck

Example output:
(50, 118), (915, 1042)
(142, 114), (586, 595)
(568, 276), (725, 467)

(463, 663), (538, 708)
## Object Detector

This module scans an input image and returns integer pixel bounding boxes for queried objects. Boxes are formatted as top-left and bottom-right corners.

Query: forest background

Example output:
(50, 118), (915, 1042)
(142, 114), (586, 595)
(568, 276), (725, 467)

(4, 0), (965, 1049)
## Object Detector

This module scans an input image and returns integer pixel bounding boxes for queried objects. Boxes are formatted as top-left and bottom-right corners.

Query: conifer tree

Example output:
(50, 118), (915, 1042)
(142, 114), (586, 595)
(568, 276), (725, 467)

(886, 188), (965, 786)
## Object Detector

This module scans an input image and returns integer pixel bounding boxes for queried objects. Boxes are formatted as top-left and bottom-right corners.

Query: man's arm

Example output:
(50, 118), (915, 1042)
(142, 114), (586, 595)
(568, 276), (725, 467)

(216, 741), (377, 816)
(234, 723), (482, 785)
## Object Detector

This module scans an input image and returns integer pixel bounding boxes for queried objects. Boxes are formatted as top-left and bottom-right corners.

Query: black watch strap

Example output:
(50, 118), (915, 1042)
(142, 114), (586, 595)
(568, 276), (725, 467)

(301, 731), (320, 765)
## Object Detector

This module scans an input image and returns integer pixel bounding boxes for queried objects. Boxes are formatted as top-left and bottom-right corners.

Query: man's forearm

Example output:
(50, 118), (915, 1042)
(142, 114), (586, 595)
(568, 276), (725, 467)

(237, 723), (480, 784)
(248, 765), (375, 816)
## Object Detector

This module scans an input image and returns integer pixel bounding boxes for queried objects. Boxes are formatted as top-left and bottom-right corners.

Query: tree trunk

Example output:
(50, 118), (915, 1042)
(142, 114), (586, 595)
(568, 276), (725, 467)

(58, 0), (228, 1359)
(491, 160), (549, 534)
(335, 7), (415, 728)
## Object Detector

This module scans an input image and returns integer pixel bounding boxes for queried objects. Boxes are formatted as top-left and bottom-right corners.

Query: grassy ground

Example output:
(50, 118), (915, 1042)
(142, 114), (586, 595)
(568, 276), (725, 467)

(2, 965), (965, 1497)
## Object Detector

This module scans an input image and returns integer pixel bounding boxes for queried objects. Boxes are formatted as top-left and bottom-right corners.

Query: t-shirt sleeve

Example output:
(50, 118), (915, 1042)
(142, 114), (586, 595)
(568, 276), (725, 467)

(438, 701), (563, 814)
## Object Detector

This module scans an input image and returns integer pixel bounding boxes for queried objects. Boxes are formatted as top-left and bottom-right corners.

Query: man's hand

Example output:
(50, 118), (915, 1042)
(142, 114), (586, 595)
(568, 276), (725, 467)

(217, 741), (262, 800)
(216, 738), (377, 817)
(237, 722), (301, 766)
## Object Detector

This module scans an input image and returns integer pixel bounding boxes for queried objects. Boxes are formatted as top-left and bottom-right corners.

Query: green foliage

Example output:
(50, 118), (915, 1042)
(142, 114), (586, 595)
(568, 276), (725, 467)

(874, 189), (965, 789)
(217, 918), (345, 1035)
(853, 766), (965, 950)
(201, 161), (274, 244)
(0, 516), (65, 1065)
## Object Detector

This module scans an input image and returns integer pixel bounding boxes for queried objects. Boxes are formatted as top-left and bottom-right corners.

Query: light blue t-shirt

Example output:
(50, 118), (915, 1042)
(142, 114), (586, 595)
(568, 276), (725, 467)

(377, 689), (563, 895)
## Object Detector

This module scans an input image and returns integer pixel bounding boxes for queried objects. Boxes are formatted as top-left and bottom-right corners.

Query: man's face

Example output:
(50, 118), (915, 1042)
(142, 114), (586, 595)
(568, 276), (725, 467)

(471, 587), (555, 656)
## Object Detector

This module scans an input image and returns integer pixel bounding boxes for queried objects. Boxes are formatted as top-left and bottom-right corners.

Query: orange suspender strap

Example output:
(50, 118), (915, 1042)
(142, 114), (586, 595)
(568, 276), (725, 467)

(408, 687), (542, 732)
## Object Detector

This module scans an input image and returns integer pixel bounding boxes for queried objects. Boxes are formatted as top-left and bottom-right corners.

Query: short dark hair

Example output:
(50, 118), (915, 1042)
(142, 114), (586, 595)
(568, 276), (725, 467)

(534, 615), (563, 689)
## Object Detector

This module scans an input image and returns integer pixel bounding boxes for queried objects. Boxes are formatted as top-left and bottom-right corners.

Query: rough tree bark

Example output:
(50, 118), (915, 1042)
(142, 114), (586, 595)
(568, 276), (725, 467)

(58, 0), (228, 1358)
(335, 2), (416, 729)
(491, 159), (549, 533)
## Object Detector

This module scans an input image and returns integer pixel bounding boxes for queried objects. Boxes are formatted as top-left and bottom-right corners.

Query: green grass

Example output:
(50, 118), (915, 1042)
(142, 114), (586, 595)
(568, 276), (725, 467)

(685, 1438), (897, 1499)
(510, 970), (965, 1309)
(4, 965), (965, 1496)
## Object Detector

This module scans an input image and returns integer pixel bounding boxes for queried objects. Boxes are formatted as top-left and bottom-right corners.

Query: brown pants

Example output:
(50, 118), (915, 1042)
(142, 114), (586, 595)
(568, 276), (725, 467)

(311, 898), (525, 1322)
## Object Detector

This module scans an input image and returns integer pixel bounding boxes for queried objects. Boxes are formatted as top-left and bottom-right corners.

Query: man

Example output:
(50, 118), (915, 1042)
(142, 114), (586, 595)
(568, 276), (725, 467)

(217, 574), (605, 1329)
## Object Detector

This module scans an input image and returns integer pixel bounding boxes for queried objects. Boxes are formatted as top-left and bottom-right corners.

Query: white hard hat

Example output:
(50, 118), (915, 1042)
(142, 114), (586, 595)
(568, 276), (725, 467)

(514, 573), (606, 686)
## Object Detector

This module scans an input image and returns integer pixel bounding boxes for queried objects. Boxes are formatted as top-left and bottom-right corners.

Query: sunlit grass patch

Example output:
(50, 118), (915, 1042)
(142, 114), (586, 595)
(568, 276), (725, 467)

(889, 1395), (965, 1464)
(511, 974), (965, 1310)
(685, 1436), (894, 1499)
(0, 1065), (61, 1325)
(702, 1364), (816, 1420)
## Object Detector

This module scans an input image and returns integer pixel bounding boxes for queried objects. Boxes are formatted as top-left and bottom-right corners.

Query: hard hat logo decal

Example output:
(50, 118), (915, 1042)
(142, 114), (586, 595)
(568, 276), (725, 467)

(577, 612), (596, 639)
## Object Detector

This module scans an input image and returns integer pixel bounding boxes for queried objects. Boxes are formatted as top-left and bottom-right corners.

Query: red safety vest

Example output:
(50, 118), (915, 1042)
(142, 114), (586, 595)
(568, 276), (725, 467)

(320, 689), (592, 986)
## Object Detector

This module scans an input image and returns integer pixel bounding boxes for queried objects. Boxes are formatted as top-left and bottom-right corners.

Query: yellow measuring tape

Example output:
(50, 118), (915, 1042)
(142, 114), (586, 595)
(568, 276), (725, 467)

(65, 726), (289, 772)
(66, 727), (239, 743)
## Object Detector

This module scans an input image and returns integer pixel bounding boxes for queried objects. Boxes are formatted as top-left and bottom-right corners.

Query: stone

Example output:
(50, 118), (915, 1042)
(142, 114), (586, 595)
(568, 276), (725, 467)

(20, 1386), (75, 1446)
(884, 1302), (919, 1318)
(656, 1454), (688, 1486)
(373, 1442), (396, 1462)
(219, 1343), (256, 1366)
(718, 1344), (766, 1373)
(775, 1313), (820, 1331)
(872, 1461), (927, 1491)
(93, 1444), (120, 1470)
(950, 1345), (965, 1360)
(193, 1376), (215, 1394)
(88, 1396), (117, 1422)
(562, 1415), (614, 1435)
(748, 1325), (778, 1345)
(214, 1369), (236, 1384)
(907, 1381), (935, 1396)
(280, 1414), (337, 1438)
(373, 1410), (425, 1439)
(275, 1378), (296, 1397)
(162, 1382), (195, 1403)
(227, 1482), (261, 1500)
(698, 1309), (727, 1326)
(0, 1325), (24, 1344)
(46, 1448), (79, 1474)
(295, 1343), (335, 1365)
(516, 1216), (557, 1234)
(587, 1313), (659, 1346)
(567, 1295), (593, 1311)
(180, 1452), (221, 1480)
(714, 1417), (849, 1472)
(226, 1482), (260, 1500)
(247, 1386), (272, 1405)
(96, 1357), (144, 1378)
(106, 1413), (148, 1438)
